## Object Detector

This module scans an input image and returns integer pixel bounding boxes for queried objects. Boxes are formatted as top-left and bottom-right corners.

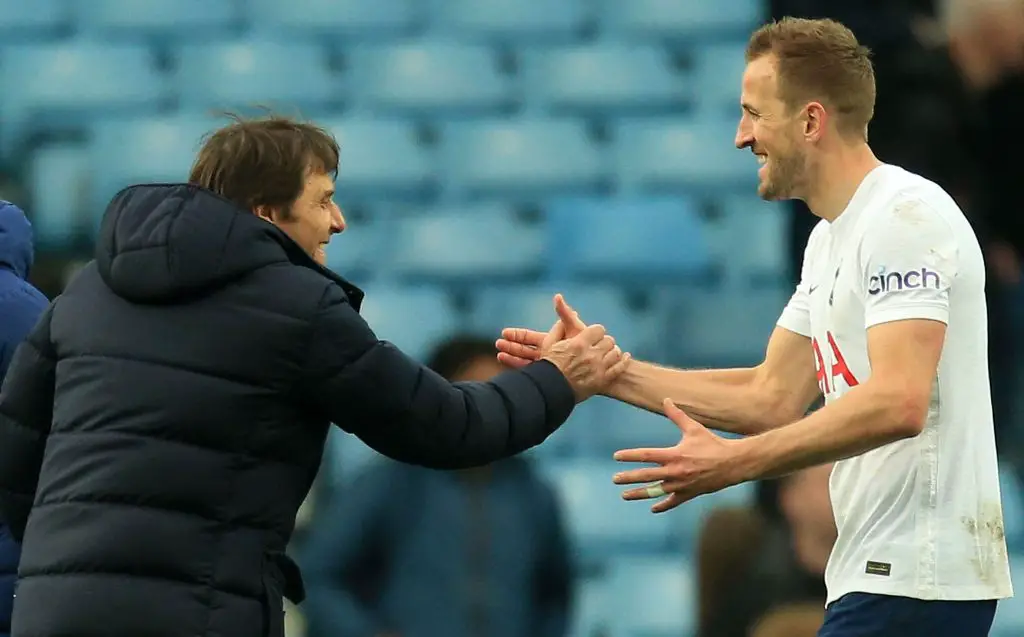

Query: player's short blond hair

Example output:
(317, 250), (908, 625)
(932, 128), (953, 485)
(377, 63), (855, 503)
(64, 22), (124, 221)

(746, 17), (876, 139)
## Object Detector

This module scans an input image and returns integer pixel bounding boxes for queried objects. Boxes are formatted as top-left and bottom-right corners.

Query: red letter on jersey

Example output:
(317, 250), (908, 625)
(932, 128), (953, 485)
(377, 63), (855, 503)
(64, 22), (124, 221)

(827, 331), (859, 389)
(812, 332), (860, 395)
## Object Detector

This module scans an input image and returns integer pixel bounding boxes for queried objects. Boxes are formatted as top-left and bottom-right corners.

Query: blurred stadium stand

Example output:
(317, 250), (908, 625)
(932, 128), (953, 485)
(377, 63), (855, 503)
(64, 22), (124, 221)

(4, 0), (1021, 634)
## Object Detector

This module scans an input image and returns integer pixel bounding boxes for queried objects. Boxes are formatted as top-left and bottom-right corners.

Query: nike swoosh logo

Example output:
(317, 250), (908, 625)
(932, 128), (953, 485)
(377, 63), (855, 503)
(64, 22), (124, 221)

(809, 285), (819, 293)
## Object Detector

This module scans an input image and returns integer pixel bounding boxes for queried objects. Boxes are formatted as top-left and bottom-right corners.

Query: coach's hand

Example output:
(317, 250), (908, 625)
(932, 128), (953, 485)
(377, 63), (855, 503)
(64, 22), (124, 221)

(540, 321), (630, 402)
(612, 398), (744, 513)
(496, 293), (590, 368)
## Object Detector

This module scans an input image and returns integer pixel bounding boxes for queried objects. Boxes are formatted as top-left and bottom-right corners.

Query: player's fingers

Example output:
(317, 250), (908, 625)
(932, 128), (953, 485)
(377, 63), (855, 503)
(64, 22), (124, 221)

(595, 335), (616, 354)
(604, 352), (632, 379)
(613, 465), (675, 485)
(601, 346), (623, 367)
(620, 479), (686, 501)
(613, 446), (674, 464)
(651, 491), (687, 514)
(554, 294), (586, 331)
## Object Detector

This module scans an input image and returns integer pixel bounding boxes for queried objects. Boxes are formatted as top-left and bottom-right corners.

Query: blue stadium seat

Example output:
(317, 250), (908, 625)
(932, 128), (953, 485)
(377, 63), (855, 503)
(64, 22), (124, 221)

(670, 286), (790, 367)
(601, 0), (765, 42)
(248, 0), (421, 38)
(442, 119), (606, 199)
(321, 429), (387, 492)
(1000, 464), (1024, 551)
(433, 0), (590, 42)
(323, 210), (390, 282)
(74, 0), (241, 40)
(390, 205), (545, 281)
(173, 40), (338, 112)
(614, 117), (757, 195)
(0, 42), (169, 155)
(348, 42), (514, 115)
(567, 577), (610, 637)
(522, 44), (689, 115)
(356, 285), (465, 362)
(87, 115), (221, 213)
(693, 42), (748, 116)
(27, 144), (91, 248)
(545, 197), (711, 284)
(585, 397), (682, 456)
(469, 284), (667, 360)
(539, 459), (677, 561)
(319, 117), (436, 201)
(0, 0), (69, 39)
(604, 557), (696, 637)
(707, 196), (790, 287)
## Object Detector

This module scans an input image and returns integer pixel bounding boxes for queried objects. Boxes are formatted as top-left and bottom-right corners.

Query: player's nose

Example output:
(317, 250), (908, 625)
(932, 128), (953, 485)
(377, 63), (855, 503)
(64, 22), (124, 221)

(735, 127), (753, 150)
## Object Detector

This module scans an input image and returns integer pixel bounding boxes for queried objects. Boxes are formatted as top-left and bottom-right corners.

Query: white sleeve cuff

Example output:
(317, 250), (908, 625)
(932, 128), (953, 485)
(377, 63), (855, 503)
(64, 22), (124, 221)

(865, 303), (949, 329)
(777, 306), (812, 337)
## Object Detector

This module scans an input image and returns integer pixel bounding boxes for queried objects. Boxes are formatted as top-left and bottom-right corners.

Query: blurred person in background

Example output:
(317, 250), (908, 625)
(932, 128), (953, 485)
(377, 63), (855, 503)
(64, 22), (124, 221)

(944, 0), (1024, 461)
(0, 202), (48, 637)
(300, 335), (573, 637)
(697, 463), (835, 637)
(0, 115), (627, 637)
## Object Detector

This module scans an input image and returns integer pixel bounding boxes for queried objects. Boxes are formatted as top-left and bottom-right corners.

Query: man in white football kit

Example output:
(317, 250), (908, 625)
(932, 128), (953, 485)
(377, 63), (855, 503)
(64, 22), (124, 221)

(495, 16), (1011, 636)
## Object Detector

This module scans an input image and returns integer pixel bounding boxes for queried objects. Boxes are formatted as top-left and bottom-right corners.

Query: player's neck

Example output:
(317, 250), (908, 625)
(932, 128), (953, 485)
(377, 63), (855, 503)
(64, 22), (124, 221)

(804, 143), (882, 223)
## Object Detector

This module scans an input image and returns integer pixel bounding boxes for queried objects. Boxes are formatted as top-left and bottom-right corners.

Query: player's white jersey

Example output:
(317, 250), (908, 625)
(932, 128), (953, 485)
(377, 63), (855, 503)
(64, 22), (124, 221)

(776, 163), (1013, 605)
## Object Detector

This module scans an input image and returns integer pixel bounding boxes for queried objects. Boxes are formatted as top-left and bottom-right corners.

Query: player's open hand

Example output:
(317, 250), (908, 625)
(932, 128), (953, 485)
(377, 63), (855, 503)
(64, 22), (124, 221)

(612, 398), (743, 513)
(496, 294), (588, 369)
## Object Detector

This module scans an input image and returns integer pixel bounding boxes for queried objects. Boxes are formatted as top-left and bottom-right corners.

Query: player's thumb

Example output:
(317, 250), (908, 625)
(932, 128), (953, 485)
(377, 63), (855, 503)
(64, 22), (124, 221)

(663, 398), (701, 435)
(541, 319), (566, 350)
(554, 294), (586, 332)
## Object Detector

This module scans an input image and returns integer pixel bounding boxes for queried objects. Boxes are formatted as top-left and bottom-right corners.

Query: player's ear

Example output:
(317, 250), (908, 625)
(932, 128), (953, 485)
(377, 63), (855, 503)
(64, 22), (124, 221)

(803, 102), (827, 141)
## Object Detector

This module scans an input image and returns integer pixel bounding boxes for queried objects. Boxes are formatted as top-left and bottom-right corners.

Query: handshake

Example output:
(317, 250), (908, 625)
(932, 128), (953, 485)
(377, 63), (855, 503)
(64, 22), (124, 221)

(496, 293), (631, 402)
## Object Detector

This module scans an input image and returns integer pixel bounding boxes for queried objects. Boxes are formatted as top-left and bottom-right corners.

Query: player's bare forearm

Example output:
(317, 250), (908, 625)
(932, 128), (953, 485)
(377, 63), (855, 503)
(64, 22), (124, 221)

(605, 360), (805, 436)
(731, 379), (926, 481)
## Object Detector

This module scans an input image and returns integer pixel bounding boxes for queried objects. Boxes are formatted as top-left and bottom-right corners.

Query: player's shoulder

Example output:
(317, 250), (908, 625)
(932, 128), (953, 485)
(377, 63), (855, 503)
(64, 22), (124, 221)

(806, 217), (830, 251)
(871, 165), (962, 218)
(860, 165), (964, 238)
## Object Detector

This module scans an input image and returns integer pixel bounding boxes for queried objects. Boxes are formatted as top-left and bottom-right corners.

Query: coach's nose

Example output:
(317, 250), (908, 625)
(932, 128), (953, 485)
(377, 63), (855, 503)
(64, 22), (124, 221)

(331, 204), (346, 235)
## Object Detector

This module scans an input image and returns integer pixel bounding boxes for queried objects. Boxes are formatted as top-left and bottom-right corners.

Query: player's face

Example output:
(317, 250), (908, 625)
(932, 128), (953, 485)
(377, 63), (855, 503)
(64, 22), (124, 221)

(267, 170), (346, 265)
(735, 56), (808, 201)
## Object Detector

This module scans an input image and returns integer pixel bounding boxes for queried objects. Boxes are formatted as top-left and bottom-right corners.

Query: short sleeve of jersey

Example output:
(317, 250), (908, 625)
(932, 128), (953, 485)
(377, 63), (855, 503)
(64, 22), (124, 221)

(776, 223), (822, 338)
(859, 198), (960, 329)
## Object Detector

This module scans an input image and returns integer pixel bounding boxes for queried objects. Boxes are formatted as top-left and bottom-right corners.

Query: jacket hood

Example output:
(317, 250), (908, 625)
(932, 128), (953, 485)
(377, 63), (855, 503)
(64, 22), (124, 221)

(0, 201), (34, 280)
(96, 184), (364, 306)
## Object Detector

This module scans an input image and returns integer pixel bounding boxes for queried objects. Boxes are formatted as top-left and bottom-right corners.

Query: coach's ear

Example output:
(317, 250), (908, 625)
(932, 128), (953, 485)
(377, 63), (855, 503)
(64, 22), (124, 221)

(252, 205), (287, 223)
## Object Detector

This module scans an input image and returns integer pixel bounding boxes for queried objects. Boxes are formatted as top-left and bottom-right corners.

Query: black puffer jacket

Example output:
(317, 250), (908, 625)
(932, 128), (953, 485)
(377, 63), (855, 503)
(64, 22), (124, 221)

(0, 184), (576, 637)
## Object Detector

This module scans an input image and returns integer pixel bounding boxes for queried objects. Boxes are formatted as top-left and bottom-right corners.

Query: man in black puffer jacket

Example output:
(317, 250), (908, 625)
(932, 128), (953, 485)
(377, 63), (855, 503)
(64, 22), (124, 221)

(0, 116), (627, 637)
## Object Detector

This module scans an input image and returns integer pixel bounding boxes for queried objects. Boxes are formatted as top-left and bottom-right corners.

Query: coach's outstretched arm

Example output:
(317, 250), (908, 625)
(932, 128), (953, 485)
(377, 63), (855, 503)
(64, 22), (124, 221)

(300, 286), (629, 470)
(0, 304), (56, 541)
(496, 295), (821, 436)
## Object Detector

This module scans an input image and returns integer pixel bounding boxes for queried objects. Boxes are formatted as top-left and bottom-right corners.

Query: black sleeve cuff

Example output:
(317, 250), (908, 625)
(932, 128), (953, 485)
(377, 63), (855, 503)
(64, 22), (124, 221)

(519, 360), (576, 433)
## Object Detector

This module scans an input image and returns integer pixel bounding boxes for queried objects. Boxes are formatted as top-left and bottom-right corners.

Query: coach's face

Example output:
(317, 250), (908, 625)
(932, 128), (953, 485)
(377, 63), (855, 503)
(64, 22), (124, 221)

(261, 170), (346, 265)
(736, 55), (808, 201)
